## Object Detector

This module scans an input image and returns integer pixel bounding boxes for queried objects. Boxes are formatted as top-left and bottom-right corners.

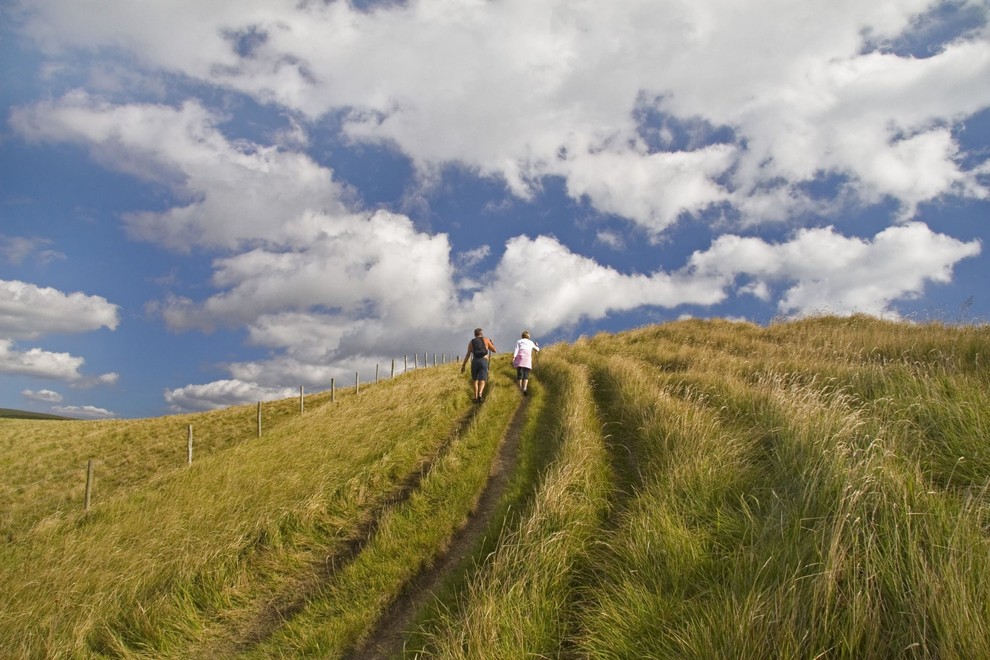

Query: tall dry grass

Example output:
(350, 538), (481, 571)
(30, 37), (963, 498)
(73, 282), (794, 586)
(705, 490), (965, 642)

(424, 353), (613, 658)
(3, 316), (989, 658)
(0, 367), (468, 657)
(245, 364), (523, 657)
(0, 395), (306, 541)
(565, 317), (990, 658)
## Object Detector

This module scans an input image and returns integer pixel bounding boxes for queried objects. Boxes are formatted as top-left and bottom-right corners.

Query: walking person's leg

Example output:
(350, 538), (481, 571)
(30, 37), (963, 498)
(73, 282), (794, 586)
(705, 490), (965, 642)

(477, 356), (490, 401)
(471, 358), (482, 402)
(471, 357), (488, 402)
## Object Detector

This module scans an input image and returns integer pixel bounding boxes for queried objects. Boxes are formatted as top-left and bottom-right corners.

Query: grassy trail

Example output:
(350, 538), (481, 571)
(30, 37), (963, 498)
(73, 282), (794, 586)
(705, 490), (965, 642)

(421, 353), (614, 657)
(242, 365), (524, 657)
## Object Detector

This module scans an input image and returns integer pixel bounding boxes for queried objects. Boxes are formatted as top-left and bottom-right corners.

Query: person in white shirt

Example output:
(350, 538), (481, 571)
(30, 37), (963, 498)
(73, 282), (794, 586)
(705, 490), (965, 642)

(512, 330), (540, 396)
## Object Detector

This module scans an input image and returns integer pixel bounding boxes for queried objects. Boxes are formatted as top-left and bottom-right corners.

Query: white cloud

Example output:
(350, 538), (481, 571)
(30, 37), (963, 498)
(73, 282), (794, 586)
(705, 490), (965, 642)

(852, 129), (974, 217)
(52, 404), (118, 419)
(0, 280), (119, 383)
(161, 209), (456, 335)
(22, 388), (63, 403)
(686, 221), (982, 318)
(164, 379), (297, 412)
(595, 230), (625, 250)
(0, 236), (65, 266)
(10, 92), (352, 251)
(74, 372), (120, 389)
(15, 0), (990, 228)
(0, 279), (119, 339)
(161, 220), (980, 399)
(559, 145), (735, 236)
(456, 245), (491, 270)
(0, 339), (86, 381)
(472, 234), (726, 333)
(0, 342), (116, 385)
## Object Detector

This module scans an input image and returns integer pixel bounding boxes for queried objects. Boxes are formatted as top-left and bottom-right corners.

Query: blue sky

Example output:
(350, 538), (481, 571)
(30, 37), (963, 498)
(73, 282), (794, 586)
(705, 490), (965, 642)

(1, 0), (989, 419)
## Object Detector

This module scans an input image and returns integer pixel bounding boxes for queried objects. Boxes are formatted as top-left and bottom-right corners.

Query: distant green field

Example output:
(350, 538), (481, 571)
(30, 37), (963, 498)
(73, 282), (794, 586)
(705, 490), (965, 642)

(0, 408), (74, 421)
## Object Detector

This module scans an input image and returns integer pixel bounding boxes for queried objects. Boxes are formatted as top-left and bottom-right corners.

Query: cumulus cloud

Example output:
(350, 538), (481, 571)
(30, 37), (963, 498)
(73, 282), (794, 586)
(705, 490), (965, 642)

(154, 218), (980, 410)
(22, 388), (63, 403)
(0, 340), (116, 385)
(686, 221), (982, 318)
(0, 339), (85, 381)
(164, 379), (297, 412)
(0, 279), (119, 339)
(559, 145), (735, 237)
(10, 92), (352, 251)
(161, 209), (456, 336)
(469, 234), (727, 333)
(0, 280), (119, 383)
(15, 0), (990, 228)
(152, 207), (462, 409)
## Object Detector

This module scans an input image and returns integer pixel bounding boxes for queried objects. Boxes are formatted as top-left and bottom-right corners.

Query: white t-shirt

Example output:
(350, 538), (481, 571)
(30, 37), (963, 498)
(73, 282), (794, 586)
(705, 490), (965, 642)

(512, 338), (540, 369)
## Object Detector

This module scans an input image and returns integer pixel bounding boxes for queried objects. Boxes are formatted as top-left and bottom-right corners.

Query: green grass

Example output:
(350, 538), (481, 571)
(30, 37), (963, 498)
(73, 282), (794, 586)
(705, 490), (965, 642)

(245, 365), (522, 657)
(2, 317), (990, 658)
(422, 353), (613, 657)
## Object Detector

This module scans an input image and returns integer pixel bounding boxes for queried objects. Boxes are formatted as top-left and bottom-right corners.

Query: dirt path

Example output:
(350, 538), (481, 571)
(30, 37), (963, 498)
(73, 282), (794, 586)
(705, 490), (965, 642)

(348, 395), (531, 659)
(205, 403), (484, 657)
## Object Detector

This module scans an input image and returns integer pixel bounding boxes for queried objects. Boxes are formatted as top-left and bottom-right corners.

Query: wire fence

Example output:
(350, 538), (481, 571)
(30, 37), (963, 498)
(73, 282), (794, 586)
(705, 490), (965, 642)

(1, 353), (459, 515)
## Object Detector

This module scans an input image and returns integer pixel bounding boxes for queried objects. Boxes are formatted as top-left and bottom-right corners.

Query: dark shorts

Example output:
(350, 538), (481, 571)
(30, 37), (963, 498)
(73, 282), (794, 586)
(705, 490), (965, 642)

(516, 367), (531, 381)
(471, 357), (489, 381)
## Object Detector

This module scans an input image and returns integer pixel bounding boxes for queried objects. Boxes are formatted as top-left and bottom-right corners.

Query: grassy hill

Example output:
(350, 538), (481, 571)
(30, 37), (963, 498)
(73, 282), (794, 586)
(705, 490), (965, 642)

(2, 316), (989, 658)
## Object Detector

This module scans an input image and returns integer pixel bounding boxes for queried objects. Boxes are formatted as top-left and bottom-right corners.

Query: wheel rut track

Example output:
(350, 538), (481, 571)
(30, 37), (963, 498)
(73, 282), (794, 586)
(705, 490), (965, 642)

(229, 400), (487, 654)
(347, 395), (531, 659)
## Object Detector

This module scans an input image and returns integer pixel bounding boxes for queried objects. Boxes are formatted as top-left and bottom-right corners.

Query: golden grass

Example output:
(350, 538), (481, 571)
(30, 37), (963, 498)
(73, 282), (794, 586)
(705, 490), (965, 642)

(424, 353), (613, 657)
(3, 316), (990, 658)
(0, 366), (467, 656)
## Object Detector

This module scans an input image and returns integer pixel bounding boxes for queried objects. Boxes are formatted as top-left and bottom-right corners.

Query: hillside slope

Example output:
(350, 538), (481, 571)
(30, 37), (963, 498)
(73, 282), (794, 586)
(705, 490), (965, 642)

(2, 316), (990, 658)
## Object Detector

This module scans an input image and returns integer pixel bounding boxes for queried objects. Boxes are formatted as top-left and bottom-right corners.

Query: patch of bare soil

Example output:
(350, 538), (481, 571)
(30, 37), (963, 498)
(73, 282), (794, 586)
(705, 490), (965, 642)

(347, 395), (531, 659)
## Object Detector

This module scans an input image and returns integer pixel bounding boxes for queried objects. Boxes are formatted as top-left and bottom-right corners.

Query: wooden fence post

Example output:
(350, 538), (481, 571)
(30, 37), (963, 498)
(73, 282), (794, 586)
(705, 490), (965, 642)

(355, 371), (360, 394)
(187, 425), (193, 466)
(331, 377), (335, 402)
(414, 353), (418, 369)
(300, 385), (305, 414)
(404, 355), (408, 373)
(84, 458), (94, 511)
(376, 363), (380, 384)
(257, 401), (262, 437)
(391, 359), (395, 378)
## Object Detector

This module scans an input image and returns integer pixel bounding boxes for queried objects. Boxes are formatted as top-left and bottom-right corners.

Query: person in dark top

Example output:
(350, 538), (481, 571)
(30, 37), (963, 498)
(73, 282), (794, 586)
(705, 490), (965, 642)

(461, 327), (497, 402)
